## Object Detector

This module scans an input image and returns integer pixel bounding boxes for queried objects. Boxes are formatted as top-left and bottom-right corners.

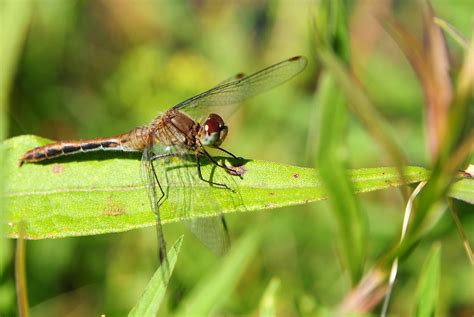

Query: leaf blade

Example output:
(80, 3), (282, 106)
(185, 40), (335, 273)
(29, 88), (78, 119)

(4, 135), (433, 239)
(175, 229), (260, 316)
(413, 243), (441, 317)
(128, 235), (184, 317)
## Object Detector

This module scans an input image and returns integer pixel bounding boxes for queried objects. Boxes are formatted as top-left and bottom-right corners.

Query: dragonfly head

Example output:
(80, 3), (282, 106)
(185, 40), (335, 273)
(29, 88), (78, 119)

(199, 113), (228, 147)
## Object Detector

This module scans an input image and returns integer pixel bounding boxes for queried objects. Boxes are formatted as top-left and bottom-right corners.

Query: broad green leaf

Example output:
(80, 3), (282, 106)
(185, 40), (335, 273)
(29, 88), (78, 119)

(128, 236), (183, 317)
(175, 229), (259, 316)
(2, 135), (434, 239)
(259, 278), (281, 317)
(413, 244), (441, 317)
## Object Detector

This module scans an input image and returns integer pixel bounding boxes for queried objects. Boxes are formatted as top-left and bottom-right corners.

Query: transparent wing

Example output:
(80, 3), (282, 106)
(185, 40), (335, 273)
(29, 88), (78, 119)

(172, 56), (307, 120)
(140, 146), (169, 264)
(186, 214), (231, 256)
(148, 143), (245, 256)
(217, 72), (246, 85)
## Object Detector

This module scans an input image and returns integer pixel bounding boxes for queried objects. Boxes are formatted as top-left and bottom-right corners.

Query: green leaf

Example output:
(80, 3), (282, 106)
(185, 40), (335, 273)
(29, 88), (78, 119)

(128, 235), (183, 317)
(449, 177), (474, 204)
(0, 0), (33, 274)
(175, 229), (260, 316)
(316, 71), (366, 284)
(314, 32), (408, 175)
(3, 135), (432, 239)
(259, 278), (281, 317)
(0, 0), (33, 141)
(413, 244), (441, 317)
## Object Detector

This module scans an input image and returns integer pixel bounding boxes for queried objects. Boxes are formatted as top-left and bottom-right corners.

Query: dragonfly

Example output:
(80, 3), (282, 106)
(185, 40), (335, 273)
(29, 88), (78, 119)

(19, 55), (308, 262)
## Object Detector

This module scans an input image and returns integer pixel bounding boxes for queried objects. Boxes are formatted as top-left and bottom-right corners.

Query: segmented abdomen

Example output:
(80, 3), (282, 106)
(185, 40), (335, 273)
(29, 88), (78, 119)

(19, 127), (149, 166)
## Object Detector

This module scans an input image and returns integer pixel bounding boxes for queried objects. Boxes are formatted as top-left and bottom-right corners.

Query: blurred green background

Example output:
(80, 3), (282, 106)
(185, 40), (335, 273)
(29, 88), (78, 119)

(1, 0), (473, 316)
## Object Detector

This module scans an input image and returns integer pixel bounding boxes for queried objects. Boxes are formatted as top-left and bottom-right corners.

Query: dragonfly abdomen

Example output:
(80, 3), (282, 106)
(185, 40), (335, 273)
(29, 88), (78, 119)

(19, 137), (132, 166)
(20, 128), (150, 166)
(19, 126), (149, 166)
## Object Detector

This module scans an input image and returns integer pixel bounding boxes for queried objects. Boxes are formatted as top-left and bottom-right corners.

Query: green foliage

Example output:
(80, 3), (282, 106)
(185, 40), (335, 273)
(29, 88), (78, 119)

(1, 1), (473, 316)
(258, 278), (281, 317)
(129, 236), (183, 317)
(4, 135), (431, 239)
(316, 73), (367, 284)
(413, 244), (441, 317)
(175, 229), (259, 315)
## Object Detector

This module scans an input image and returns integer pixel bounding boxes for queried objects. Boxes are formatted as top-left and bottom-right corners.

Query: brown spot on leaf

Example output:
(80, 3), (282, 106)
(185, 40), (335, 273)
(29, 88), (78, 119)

(104, 205), (125, 216)
(52, 164), (64, 174)
(293, 173), (300, 179)
(104, 199), (126, 216)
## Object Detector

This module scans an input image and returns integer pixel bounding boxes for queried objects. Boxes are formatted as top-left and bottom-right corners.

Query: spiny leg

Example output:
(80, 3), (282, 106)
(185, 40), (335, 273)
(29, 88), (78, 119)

(150, 153), (178, 206)
(201, 148), (236, 172)
(195, 152), (233, 191)
(149, 152), (178, 264)
(216, 146), (242, 159)
(148, 161), (167, 264)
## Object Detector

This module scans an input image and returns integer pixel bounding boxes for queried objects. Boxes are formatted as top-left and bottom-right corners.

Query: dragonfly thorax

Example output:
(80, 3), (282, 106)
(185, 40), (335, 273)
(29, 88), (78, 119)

(198, 113), (228, 147)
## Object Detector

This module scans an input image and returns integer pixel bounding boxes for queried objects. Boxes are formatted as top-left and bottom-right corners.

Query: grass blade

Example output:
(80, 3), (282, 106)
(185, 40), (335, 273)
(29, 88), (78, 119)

(316, 72), (367, 284)
(413, 244), (441, 317)
(15, 223), (29, 317)
(175, 229), (260, 315)
(128, 235), (183, 317)
(259, 278), (281, 317)
(312, 1), (366, 284)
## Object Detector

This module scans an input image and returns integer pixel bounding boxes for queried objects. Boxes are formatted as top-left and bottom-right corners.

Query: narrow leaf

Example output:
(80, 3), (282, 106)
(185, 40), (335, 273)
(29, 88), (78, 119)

(259, 278), (281, 317)
(316, 72), (366, 283)
(175, 229), (259, 316)
(0, 0), (33, 140)
(128, 235), (183, 317)
(315, 37), (409, 195)
(2, 136), (432, 239)
(0, 0), (33, 262)
(385, 2), (452, 159)
(413, 244), (441, 317)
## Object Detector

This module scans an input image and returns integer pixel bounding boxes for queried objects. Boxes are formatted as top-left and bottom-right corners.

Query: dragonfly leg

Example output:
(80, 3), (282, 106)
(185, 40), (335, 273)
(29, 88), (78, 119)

(148, 152), (180, 264)
(201, 148), (235, 171)
(195, 153), (234, 192)
(201, 148), (245, 177)
(216, 146), (241, 159)
(149, 159), (166, 207)
(150, 152), (178, 206)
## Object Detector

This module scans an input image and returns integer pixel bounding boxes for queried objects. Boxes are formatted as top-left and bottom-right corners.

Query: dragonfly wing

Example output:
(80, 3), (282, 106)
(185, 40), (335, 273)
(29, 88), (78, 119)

(140, 146), (169, 264)
(217, 72), (246, 86)
(149, 145), (243, 256)
(172, 56), (307, 121)
(186, 214), (230, 256)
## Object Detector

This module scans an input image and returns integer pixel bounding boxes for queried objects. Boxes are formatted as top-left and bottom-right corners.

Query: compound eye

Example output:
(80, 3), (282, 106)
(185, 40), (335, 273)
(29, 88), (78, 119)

(200, 113), (227, 147)
(204, 114), (225, 135)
